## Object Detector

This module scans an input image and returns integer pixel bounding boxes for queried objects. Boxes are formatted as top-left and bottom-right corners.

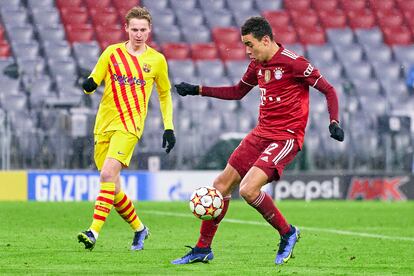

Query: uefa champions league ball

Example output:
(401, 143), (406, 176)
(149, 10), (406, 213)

(189, 186), (224, 220)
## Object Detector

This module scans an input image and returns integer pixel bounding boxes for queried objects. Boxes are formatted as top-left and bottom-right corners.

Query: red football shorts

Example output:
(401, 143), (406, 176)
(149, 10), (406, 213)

(228, 132), (299, 182)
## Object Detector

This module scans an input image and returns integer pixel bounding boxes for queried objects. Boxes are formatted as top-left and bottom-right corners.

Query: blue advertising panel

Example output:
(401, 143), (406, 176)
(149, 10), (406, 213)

(27, 171), (152, 201)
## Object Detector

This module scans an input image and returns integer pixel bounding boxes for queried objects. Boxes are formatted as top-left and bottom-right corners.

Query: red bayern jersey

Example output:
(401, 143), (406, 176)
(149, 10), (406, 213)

(241, 45), (332, 147)
(202, 44), (339, 148)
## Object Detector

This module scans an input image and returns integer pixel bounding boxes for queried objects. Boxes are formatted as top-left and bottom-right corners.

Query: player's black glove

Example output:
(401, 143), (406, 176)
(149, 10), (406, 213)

(174, 82), (199, 96)
(162, 129), (176, 153)
(82, 77), (97, 93)
(329, 121), (344, 142)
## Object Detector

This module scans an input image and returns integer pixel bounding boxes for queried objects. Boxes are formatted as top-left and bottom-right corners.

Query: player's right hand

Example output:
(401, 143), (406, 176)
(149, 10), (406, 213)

(82, 77), (97, 93)
(174, 82), (199, 96)
(162, 129), (176, 154)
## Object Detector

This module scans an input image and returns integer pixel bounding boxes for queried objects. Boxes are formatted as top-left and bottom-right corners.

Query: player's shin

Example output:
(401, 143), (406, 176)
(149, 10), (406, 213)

(196, 196), (231, 248)
(114, 190), (144, 231)
(247, 191), (290, 235)
(89, 182), (115, 235)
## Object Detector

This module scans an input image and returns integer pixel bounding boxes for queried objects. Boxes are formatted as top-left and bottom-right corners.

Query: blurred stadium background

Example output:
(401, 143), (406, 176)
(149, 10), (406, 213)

(1, 2), (413, 273)
(0, 0), (413, 175)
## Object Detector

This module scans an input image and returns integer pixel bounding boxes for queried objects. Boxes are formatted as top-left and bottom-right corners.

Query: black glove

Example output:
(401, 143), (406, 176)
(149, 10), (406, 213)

(162, 129), (176, 153)
(174, 82), (199, 96)
(329, 121), (344, 142)
(82, 77), (97, 93)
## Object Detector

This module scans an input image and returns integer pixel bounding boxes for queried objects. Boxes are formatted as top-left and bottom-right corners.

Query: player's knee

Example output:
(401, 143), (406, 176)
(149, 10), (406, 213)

(114, 185), (121, 194)
(239, 184), (259, 203)
(213, 177), (232, 197)
(239, 185), (250, 200)
(100, 169), (116, 183)
(212, 179), (227, 195)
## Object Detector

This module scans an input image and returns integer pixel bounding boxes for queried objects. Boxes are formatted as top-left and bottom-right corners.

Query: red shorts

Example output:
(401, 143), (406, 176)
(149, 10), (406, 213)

(228, 132), (299, 182)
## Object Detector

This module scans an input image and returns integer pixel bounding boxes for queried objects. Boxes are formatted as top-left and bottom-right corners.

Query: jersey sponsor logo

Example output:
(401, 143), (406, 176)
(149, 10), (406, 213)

(143, 63), (151, 73)
(112, 73), (146, 86)
(281, 49), (298, 60)
(274, 67), (284, 80)
(259, 88), (266, 105)
(303, 63), (314, 77)
(347, 176), (408, 200)
(264, 70), (271, 83)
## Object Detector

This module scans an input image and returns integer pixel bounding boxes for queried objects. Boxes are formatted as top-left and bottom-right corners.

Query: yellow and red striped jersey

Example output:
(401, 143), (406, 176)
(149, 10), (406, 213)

(86, 42), (173, 137)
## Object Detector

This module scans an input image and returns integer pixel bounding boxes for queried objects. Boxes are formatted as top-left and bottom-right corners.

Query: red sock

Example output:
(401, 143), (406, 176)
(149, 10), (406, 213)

(248, 191), (290, 235)
(196, 196), (231, 248)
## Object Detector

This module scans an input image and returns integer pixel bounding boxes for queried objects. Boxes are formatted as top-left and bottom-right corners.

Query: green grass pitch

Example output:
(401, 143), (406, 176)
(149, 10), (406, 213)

(1, 200), (413, 275)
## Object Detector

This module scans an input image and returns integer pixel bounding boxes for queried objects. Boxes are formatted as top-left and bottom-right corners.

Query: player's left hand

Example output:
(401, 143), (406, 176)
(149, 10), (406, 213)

(162, 129), (176, 153)
(329, 121), (344, 142)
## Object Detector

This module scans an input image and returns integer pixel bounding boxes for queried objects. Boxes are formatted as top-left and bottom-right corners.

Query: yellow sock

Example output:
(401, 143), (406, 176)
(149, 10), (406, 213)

(89, 182), (115, 234)
(114, 190), (143, 231)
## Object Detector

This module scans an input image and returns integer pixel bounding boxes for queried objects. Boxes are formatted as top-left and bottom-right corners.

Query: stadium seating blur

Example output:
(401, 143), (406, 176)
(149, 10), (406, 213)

(0, 0), (412, 172)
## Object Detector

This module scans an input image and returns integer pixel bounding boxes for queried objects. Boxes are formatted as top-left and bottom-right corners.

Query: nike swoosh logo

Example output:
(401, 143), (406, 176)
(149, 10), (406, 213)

(283, 252), (292, 262)
(189, 253), (211, 263)
(117, 151), (125, 155)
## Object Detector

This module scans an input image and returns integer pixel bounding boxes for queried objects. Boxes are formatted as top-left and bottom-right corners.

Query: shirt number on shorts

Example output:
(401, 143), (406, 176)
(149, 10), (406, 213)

(264, 143), (278, 155)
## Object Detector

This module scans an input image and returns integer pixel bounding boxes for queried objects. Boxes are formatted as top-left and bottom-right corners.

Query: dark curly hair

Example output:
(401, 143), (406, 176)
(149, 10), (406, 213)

(241, 16), (273, 41)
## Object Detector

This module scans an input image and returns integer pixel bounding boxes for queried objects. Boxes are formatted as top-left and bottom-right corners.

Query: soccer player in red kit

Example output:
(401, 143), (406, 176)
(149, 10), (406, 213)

(172, 17), (344, 265)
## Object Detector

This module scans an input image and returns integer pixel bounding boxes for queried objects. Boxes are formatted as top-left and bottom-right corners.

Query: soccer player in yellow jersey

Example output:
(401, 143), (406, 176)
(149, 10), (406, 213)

(77, 6), (175, 251)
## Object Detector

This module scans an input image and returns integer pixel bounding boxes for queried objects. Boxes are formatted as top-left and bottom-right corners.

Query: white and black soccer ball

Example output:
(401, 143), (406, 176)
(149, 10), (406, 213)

(189, 186), (224, 220)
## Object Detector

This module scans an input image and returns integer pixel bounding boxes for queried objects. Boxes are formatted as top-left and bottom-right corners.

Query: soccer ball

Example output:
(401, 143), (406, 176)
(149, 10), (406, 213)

(189, 186), (224, 220)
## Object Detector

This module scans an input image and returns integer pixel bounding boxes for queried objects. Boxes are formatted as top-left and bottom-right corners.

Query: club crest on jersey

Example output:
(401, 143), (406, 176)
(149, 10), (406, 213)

(274, 67), (284, 80)
(143, 63), (151, 73)
(264, 70), (271, 83)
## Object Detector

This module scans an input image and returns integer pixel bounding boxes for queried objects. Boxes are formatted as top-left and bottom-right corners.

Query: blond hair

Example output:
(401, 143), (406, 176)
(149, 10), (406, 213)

(125, 6), (152, 25)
